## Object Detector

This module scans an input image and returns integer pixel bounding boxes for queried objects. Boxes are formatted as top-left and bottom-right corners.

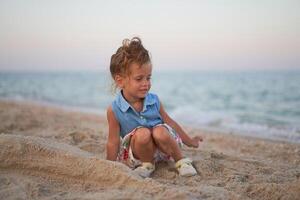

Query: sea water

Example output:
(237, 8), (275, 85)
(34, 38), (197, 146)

(1, 70), (299, 143)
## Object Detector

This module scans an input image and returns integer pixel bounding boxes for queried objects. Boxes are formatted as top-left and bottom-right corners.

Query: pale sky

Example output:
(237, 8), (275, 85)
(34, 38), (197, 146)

(0, 0), (299, 71)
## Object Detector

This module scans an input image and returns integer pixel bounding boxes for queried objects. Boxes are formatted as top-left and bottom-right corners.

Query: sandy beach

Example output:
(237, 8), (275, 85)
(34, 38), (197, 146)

(0, 100), (299, 200)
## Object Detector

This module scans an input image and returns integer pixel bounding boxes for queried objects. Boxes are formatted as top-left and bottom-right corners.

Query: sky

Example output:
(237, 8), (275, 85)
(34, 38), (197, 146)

(0, 0), (299, 71)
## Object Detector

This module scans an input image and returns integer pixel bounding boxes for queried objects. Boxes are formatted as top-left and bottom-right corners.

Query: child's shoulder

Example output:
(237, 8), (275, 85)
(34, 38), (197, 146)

(146, 92), (162, 108)
(106, 104), (113, 113)
(147, 92), (160, 100)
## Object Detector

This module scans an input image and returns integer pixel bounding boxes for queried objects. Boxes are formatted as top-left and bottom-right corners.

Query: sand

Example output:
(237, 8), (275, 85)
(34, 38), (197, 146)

(0, 100), (299, 200)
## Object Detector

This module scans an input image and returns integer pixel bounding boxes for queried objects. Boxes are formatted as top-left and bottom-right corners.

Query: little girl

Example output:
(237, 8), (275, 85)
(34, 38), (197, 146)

(106, 37), (203, 178)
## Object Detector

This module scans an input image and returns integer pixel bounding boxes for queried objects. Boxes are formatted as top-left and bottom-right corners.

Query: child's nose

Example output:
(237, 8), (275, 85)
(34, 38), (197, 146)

(142, 79), (150, 86)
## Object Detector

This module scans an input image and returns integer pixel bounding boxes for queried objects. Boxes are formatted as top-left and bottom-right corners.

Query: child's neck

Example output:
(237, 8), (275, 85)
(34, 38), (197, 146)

(121, 90), (144, 112)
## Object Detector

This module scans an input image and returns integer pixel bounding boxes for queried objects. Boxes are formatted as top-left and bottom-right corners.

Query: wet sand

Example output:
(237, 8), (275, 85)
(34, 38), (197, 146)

(0, 100), (299, 200)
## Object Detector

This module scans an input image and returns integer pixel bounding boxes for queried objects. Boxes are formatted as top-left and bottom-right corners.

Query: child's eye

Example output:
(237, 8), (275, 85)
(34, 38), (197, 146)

(147, 77), (151, 81)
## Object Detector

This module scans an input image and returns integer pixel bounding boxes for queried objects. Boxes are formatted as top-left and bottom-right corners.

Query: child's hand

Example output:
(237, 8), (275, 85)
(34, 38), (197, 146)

(190, 136), (203, 148)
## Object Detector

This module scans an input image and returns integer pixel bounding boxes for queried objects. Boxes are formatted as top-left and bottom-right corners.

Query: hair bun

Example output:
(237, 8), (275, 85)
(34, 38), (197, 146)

(122, 39), (130, 47)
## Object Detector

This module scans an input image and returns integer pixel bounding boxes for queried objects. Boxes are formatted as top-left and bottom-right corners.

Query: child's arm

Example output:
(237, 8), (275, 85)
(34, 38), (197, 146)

(106, 105), (121, 161)
(159, 101), (203, 148)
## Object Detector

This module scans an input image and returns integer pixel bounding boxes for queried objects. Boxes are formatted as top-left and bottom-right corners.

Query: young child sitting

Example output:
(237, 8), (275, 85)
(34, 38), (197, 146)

(106, 37), (203, 178)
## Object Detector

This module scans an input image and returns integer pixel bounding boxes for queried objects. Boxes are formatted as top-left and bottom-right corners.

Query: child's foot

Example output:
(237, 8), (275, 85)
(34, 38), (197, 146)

(134, 162), (155, 178)
(175, 158), (197, 177)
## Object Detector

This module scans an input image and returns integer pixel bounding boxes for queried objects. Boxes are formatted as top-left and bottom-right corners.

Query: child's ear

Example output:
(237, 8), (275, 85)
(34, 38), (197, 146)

(115, 74), (124, 88)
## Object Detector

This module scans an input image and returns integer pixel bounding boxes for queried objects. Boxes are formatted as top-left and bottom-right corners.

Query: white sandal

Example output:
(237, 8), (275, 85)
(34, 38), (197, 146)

(175, 158), (197, 177)
(134, 162), (155, 178)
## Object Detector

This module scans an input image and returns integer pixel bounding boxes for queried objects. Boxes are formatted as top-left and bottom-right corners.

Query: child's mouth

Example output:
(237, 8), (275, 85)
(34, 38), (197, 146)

(139, 89), (148, 93)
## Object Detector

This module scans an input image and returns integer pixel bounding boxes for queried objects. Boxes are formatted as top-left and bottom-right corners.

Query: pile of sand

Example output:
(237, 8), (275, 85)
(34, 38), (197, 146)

(0, 100), (299, 199)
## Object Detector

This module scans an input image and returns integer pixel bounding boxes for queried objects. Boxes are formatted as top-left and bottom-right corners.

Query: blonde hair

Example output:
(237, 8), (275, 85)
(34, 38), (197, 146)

(109, 37), (151, 91)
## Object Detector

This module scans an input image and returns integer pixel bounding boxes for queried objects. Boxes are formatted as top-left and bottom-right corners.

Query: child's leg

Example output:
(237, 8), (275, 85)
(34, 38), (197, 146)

(130, 127), (156, 163)
(152, 125), (183, 162)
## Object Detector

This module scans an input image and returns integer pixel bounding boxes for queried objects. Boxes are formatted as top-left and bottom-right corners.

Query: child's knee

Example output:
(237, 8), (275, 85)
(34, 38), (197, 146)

(152, 126), (170, 143)
(134, 128), (153, 145)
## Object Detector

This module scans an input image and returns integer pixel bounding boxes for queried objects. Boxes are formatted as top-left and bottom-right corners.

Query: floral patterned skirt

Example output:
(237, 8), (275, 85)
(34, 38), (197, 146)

(117, 123), (183, 169)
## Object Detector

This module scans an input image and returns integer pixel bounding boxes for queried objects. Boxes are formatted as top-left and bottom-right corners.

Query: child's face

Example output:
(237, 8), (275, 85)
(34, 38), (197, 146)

(118, 62), (152, 100)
